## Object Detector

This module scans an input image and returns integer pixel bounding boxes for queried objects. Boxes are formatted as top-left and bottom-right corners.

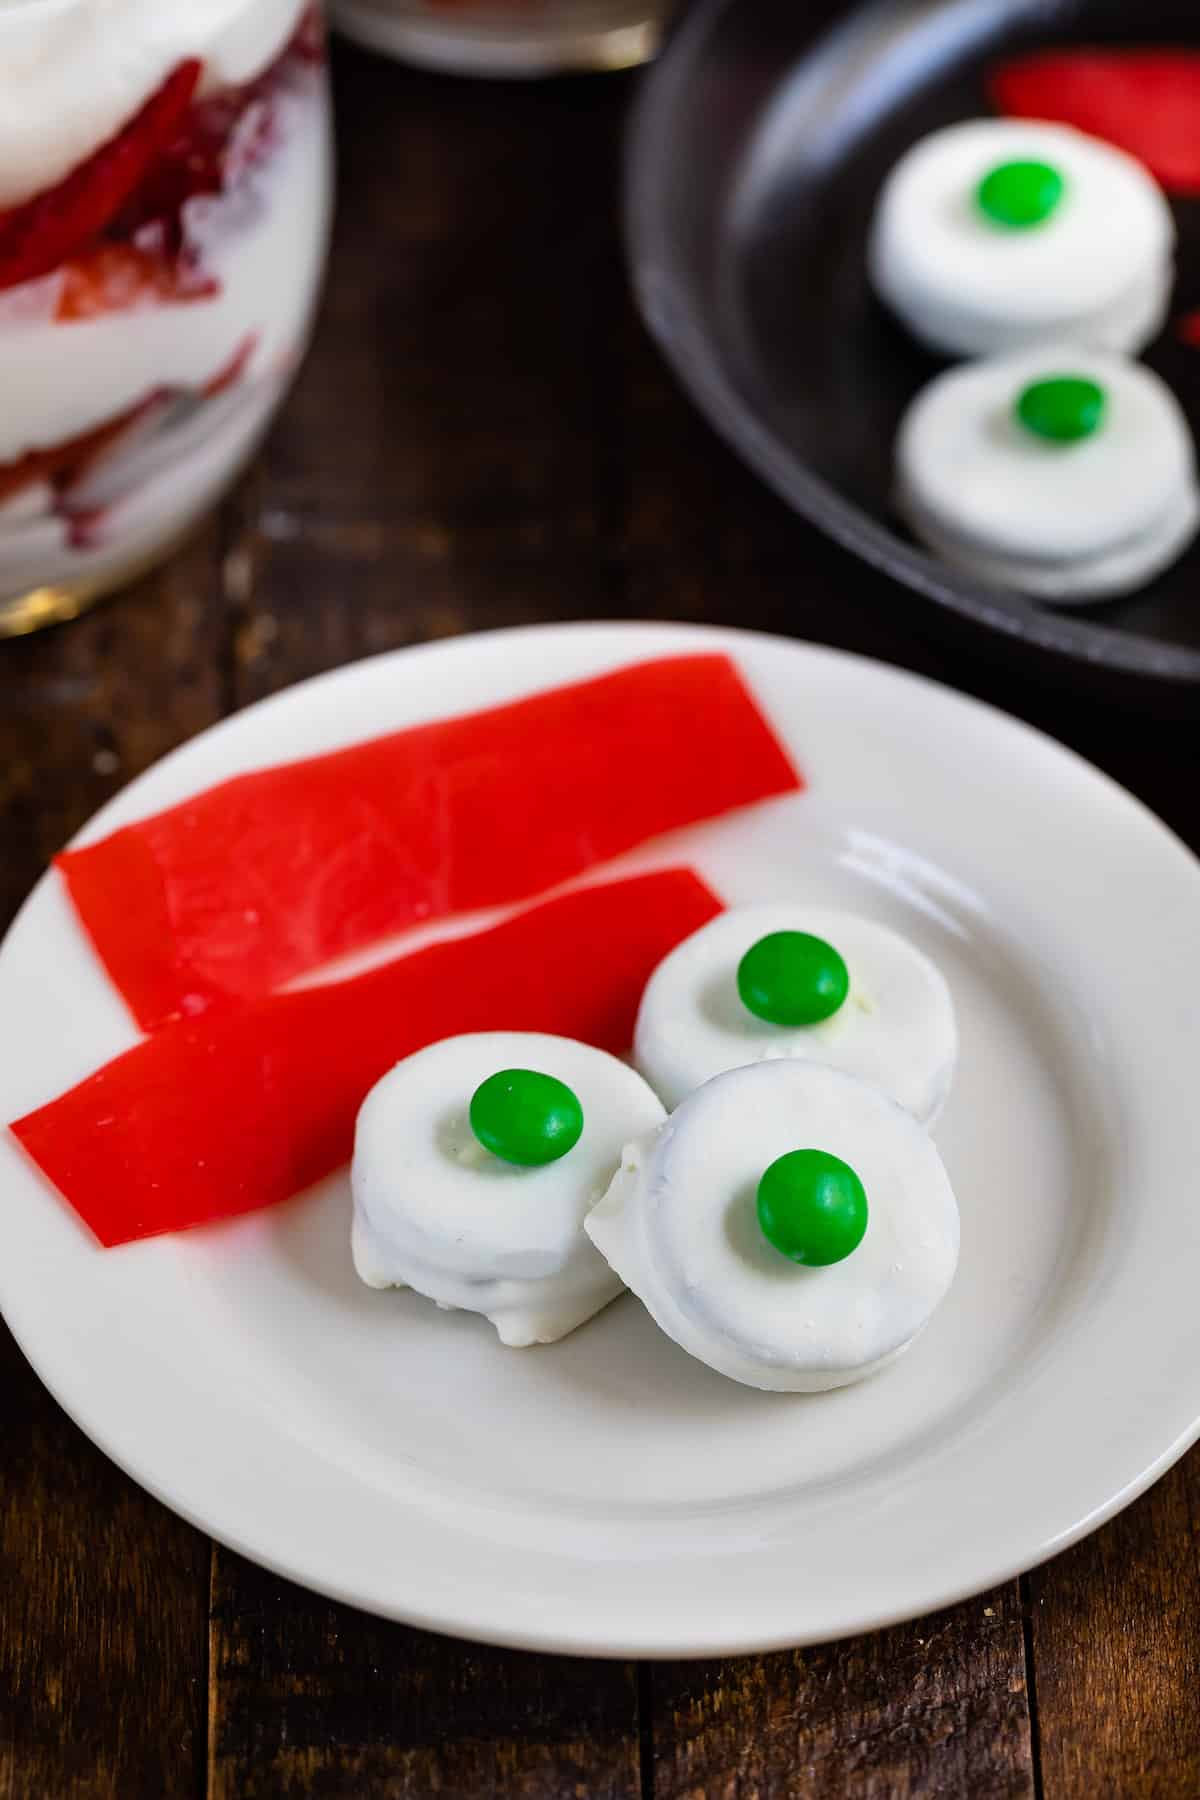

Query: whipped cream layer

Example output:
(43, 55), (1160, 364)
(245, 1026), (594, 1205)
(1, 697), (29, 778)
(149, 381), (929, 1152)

(0, 65), (330, 464)
(0, 0), (307, 207)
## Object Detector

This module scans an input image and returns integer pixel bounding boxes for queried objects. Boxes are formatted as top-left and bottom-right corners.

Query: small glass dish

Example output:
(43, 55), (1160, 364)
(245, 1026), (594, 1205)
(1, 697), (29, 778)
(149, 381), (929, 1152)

(0, 1), (333, 635)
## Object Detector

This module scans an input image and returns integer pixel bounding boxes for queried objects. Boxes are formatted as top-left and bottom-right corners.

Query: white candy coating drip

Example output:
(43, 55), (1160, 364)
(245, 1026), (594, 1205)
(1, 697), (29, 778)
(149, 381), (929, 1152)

(0, 0), (307, 209)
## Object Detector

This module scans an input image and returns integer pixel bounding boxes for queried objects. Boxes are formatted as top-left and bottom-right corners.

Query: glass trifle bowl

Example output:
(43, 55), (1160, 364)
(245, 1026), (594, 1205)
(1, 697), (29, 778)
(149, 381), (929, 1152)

(0, 0), (333, 635)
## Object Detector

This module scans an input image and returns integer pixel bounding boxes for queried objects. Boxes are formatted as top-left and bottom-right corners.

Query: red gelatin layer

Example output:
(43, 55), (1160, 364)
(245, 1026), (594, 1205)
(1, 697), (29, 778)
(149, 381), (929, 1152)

(58, 654), (800, 1029)
(0, 61), (203, 294)
(11, 868), (724, 1246)
(0, 8), (323, 305)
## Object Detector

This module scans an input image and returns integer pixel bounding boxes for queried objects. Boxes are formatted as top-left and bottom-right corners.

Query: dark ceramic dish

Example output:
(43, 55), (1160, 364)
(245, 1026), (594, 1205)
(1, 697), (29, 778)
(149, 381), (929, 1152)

(626, 0), (1200, 694)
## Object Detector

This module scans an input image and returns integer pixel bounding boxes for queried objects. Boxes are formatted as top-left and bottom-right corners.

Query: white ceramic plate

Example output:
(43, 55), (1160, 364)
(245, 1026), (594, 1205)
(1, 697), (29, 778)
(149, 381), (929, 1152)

(3, 622), (1200, 1658)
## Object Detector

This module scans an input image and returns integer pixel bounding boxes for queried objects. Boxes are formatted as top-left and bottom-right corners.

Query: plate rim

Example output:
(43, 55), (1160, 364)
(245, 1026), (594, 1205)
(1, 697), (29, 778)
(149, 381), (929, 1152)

(4, 617), (1200, 1658)
(624, 0), (1200, 689)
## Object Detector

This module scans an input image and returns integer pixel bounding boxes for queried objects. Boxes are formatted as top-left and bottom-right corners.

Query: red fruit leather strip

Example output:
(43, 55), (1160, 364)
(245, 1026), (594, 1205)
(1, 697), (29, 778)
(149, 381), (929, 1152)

(0, 60), (202, 292)
(990, 51), (1200, 195)
(57, 654), (799, 1031)
(11, 869), (724, 1247)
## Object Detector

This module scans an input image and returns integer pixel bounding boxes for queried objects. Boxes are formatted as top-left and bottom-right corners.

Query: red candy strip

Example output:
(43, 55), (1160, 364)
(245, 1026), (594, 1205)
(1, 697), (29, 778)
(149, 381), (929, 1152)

(58, 655), (799, 1030)
(11, 869), (723, 1247)
(990, 51), (1200, 195)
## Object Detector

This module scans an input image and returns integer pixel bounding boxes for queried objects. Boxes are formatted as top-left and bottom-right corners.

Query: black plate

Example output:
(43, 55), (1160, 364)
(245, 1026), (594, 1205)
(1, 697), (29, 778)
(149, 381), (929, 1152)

(626, 0), (1200, 693)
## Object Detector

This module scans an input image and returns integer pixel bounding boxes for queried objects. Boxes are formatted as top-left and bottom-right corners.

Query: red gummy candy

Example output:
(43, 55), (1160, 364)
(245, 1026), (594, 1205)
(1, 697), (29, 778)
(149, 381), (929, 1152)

(11, 869), (724, 1246)
(54, 243), (216, 321)
(58, 654), (800, 1031)
(990, 51), (1200, 195)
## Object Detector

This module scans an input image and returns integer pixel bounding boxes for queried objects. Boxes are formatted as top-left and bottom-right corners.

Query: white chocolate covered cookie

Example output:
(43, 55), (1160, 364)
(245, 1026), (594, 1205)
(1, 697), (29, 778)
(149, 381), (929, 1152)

(633, 905), (956, 1126)
(585, 1061), (961, 1393)
(869, 119), (1174, 358)
(896, 347), (1200, 601)
(351, 1032), (665, 1346)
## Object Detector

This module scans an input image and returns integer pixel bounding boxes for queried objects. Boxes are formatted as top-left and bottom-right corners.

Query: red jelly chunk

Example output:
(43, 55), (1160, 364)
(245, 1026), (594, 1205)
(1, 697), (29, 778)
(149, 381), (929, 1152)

(57, 655), (799, 1030)
(0, 60), (203, 293)
(11, 869), (723, 1247)
(990, 51), (1200, 195)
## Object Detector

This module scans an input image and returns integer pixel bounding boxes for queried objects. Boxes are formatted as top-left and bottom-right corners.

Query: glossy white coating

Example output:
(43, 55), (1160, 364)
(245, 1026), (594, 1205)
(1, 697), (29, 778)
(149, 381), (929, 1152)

(587, 1061), (961, 1392)
(896, 347), (1200, 601)
(869, 118), (1174, 357)
(634, 904), (957, 1124)
(352, 1032), (665, 1345)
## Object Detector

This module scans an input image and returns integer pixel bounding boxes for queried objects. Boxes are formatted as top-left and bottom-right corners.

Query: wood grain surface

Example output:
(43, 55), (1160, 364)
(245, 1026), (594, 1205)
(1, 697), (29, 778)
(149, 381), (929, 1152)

(2, 40), (1199, 1800)
(0, 534), (227, 1800)
(648, 1587), (1033, 1800)
(209, 1554), (641, 1800)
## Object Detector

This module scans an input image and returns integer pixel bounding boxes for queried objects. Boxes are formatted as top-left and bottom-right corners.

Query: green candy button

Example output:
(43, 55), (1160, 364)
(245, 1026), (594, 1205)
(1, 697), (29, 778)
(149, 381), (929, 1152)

(469, 1068), (584, 1166)
(756, 1149), (869, 1267)
(1016, 375), (1107, 444)
(976, 159), (1065, 228)
(737, 931), (849, 1027)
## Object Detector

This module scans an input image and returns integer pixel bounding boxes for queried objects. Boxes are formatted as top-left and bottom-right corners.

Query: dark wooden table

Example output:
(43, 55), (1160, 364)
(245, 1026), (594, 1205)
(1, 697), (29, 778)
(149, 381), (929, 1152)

(3, 42), (1200, 1800)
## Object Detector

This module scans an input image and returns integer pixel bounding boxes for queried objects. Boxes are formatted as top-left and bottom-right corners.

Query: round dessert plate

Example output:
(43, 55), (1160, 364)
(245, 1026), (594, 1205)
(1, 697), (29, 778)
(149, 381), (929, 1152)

(2, 621), (1200, 1656)
(626, 0), (1200, 694)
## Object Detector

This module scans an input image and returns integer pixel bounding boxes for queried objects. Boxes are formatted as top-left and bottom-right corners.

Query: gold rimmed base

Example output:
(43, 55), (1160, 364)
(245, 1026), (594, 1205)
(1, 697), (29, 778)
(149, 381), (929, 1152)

(0, 583), (99, 639)
(0, 570), (130, 640)
(0, 530), (198, 640)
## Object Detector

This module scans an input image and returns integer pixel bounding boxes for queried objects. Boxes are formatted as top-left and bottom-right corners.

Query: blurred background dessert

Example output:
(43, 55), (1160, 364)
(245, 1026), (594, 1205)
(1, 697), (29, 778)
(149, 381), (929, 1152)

(0, 0), (332, 635)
